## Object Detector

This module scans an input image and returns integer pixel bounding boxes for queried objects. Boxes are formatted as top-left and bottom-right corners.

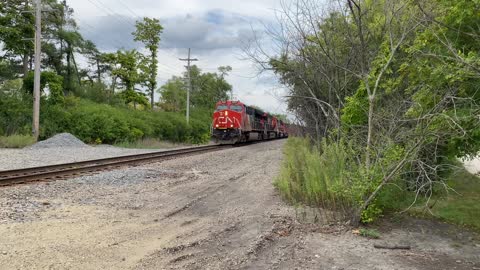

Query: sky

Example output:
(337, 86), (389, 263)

(66, 0), (290, 114)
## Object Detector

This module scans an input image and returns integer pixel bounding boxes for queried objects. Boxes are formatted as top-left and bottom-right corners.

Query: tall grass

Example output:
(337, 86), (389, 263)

(115, 138), (201, 149)
(0, 134), (35, 148)
(275, 137), (356, 222)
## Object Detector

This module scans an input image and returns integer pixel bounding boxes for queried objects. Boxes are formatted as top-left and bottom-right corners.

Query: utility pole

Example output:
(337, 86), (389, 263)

(179, 48), (198, 124)
(33, 0), (42, 141)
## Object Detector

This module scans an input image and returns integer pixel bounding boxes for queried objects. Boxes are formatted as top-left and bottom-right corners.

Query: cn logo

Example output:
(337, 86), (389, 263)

(218, 116), (233, 124)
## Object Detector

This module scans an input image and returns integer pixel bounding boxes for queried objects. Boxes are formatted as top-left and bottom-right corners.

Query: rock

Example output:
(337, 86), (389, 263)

(2, 251), (7, 255)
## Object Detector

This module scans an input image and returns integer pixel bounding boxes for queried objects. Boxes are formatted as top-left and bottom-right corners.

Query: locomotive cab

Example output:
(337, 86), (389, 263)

(211, 101), (245, 144)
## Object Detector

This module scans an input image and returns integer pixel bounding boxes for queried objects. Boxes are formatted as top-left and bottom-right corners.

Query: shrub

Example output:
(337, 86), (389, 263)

(38, 99), (211, 144)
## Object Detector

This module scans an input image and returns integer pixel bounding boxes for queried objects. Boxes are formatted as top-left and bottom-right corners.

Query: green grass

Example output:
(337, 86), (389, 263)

(0, 134), (35, 148)
(359, 228), (381, 239)
(409, 166), (480, 231)
(114, 138), (199, 149)
(431, 167), (480, 230)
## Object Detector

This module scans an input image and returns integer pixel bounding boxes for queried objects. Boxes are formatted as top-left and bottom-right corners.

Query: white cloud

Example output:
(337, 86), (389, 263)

(67, 0), (291, 114)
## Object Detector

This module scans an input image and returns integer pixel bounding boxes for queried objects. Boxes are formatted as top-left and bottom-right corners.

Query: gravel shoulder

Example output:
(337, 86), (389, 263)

(0, 146), (177, 171)
(0, 140), (478, 269)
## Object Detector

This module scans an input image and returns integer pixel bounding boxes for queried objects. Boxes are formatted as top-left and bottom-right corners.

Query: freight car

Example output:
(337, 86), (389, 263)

(211, 100), (288, 144)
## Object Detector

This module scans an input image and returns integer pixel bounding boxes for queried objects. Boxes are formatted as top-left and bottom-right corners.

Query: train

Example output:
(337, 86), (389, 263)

(211, 100), (289, 144)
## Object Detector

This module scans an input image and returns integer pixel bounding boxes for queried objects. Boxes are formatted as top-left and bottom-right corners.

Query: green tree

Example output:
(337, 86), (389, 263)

(103, 50), (148, 109)
(132, 17), (164, 108)
(0, 0), (34, 77)
(157, 76), (186, 112)
(158, 66), (231, 112)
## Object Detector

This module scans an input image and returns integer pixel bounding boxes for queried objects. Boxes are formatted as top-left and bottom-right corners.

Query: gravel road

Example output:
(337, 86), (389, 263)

(0, 140), (478, 269)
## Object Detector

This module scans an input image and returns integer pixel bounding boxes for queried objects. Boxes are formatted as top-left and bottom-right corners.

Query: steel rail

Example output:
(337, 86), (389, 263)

(0, 145), (229, 186)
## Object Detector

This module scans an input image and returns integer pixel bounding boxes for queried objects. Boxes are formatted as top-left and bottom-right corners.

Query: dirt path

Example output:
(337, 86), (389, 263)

(0, 140), (478, 269)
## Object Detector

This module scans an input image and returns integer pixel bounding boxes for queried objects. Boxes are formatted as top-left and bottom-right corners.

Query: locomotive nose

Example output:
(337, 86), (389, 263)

(215, 110), (236, 128)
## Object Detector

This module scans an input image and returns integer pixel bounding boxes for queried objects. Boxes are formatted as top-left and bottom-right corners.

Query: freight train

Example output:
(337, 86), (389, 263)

(211, 100), (288, 144)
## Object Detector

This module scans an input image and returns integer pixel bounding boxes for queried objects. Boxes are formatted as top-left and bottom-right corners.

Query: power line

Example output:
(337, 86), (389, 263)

(91, 0), (137, 28)
(84, 0), (137, 49)
(117, 0), (141, 19)
(76, 17), (131, 50)
(82, 1), (183, 74)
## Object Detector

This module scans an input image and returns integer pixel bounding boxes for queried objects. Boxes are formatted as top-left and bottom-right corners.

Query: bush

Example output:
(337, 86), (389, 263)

(0, 134), (35, 148)
(38, 99), (211, 144)
(1, 83), (213, 145)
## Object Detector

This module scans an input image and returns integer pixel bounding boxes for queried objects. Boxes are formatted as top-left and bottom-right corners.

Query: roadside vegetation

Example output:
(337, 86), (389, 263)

(0, 134), (35, 148)
(259, 0), (480, 225)
(115, 138), (192, 149)
(0, 0), (232, 147)
(409, 165), (480, 231)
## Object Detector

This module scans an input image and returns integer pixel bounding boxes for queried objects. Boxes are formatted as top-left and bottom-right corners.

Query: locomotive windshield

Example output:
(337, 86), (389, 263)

(215, 105), (228, 111)
(230, 105), (243, 112)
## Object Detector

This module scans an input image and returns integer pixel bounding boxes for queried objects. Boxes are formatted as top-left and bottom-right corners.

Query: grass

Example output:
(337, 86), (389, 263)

(408, 165), (480, 231)
(359, 228), (381, 239)
(0, 134), (35, 148)
(115, 138), (201, 149)
(430, 167), (480, 230)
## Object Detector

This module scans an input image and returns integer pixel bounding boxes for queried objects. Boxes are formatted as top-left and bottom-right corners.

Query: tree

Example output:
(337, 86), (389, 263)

(248, 0), (480, 225)
(187, 66), (230, 109)
(158, 66), (231, 112)
(133, 17), (163, 108)
(157, 76), (186, 112)
(103, 49), (148, 108)
(0, 0), (35, 77)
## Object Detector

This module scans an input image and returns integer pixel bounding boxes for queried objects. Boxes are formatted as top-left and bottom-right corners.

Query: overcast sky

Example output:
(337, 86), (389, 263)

(66, 0), (290, 114)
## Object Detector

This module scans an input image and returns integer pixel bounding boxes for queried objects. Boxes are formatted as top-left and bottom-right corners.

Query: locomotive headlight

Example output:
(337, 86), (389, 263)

(225, 111), (228, 116)
(230, 124), (234, 127)
(215, 124), (219, 128)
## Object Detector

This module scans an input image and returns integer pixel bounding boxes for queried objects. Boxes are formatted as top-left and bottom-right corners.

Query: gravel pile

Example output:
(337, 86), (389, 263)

(28, 133), (89, 149)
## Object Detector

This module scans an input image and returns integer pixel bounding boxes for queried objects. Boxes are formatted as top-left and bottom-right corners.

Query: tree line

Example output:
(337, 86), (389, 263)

(0, 0), (232, 143)
(250, 0), (480, 224)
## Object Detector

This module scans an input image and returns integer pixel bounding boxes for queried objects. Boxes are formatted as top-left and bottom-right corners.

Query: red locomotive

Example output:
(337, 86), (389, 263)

(211, 100), (288, 144)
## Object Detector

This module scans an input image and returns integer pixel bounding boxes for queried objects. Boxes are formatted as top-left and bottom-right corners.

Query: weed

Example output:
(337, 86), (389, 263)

(359, 228), (381, 239)
(0, 134), (35, 148)
(115, 138), (196, 149)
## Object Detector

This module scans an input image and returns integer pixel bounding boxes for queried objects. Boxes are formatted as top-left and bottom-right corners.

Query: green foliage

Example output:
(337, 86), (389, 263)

(0, 134), (35, 148)
(273, 0), (480, 225)
(276, 137), (410, 223)
(74, 82), (121, 104)
(341, 84), (368, 127)
(275, 137), (355, 218)
(158, 76), (186, 112)
(0, 80), (32, 136)
(23, 71), (64, 104)
(407, 164), (480, 231)
(158, 66), (231, 113)
(359, 228), (380, 239)
(133, 17), (163, 107)
(39, 99), (210, 144)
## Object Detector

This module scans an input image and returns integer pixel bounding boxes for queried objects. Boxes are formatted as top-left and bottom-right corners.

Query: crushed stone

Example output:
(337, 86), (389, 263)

(28, 133), (89, 149)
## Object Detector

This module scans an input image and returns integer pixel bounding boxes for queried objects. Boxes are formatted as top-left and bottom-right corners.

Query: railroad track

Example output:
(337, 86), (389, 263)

(0, 145), (229, 187)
